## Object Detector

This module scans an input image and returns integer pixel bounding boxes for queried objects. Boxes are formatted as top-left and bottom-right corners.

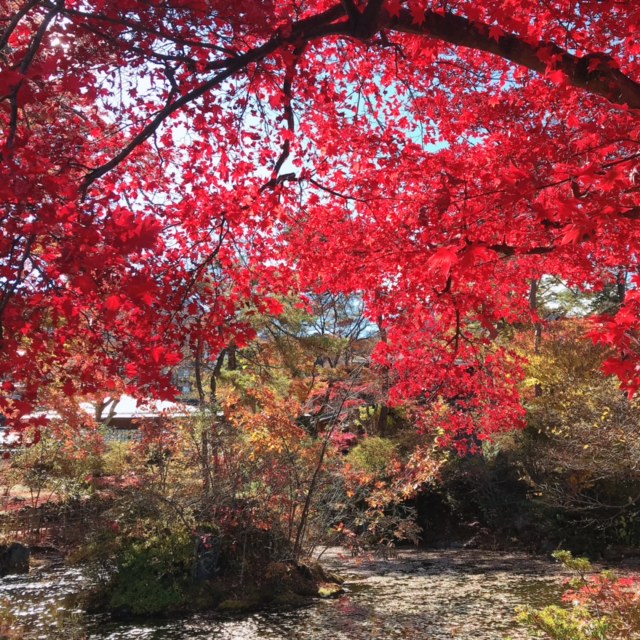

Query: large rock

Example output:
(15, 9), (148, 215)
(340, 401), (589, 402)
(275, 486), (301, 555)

(0, 542), (30, 577)
(261, 559), (344, 601)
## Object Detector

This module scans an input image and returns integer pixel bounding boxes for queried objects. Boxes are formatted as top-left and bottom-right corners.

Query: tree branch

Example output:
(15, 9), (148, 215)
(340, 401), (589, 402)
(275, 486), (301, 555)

(271, 43), (306, 179)
(81, 40), (280, 192)
(68, 1), (639, 190)
(383, 8), (640, 110)
(0, 0), (42, 52)
(80, 7), (349, 191)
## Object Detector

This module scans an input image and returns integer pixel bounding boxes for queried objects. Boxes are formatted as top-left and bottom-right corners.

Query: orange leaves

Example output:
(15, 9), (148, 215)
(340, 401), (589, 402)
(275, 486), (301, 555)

(225, 387), (305, 456)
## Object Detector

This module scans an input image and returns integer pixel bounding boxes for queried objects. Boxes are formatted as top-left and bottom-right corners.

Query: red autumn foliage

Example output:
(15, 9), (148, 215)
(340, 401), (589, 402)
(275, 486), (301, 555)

(563, 574), (640, 618)
(0, 1), (639, 441)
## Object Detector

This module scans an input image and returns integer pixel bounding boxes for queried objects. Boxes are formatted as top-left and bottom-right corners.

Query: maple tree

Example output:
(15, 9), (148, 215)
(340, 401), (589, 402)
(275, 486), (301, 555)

(1, 0), (639, 442)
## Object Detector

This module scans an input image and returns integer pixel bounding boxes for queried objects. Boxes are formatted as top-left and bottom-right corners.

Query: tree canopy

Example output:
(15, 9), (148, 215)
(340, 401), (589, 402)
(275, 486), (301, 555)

(1, 0), (639, 440)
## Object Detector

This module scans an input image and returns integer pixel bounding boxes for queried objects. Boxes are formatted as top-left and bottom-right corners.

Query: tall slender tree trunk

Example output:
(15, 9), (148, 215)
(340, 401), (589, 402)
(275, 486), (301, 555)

(376, 318), (390, 436)
(194, 337), (211, 497)
(616, 268), (627, 306)
(529, 279), (543, 398)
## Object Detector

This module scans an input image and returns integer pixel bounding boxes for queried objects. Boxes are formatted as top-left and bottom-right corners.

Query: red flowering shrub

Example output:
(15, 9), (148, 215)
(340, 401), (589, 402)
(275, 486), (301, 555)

(518, 551), (640, 639)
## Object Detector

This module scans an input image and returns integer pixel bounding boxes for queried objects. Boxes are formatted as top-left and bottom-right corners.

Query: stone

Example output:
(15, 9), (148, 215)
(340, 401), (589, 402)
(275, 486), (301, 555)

(0, 542), (30, 577)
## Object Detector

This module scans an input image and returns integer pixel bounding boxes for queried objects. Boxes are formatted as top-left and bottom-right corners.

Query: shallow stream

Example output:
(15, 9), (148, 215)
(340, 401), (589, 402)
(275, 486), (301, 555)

(1, 548), (567, 639)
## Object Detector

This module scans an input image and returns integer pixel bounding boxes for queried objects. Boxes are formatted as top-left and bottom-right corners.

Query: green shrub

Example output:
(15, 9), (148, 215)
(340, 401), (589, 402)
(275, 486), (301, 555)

(346, 437), (396, 475)
(106, 529), (194, 616)
(517, 604), (609, 640)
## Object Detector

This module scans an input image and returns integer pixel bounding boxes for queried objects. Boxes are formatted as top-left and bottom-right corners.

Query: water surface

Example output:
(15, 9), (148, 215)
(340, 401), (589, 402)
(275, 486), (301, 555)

(1, 548), (566, 639)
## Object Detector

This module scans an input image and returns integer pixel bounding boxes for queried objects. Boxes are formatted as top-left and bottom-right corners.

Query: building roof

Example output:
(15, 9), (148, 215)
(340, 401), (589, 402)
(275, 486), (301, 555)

(81, 394), (197, 420)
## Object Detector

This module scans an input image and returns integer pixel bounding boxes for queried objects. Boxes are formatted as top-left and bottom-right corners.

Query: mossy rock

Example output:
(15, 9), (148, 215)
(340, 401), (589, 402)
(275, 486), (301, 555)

(188, 581), (227, 610)
(217, 596), (262, 613)
(271, 591), (310, 607)
(296, 560), (344, 585)
(259, 559), (343, 601)
(262, 561), (312, 596)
